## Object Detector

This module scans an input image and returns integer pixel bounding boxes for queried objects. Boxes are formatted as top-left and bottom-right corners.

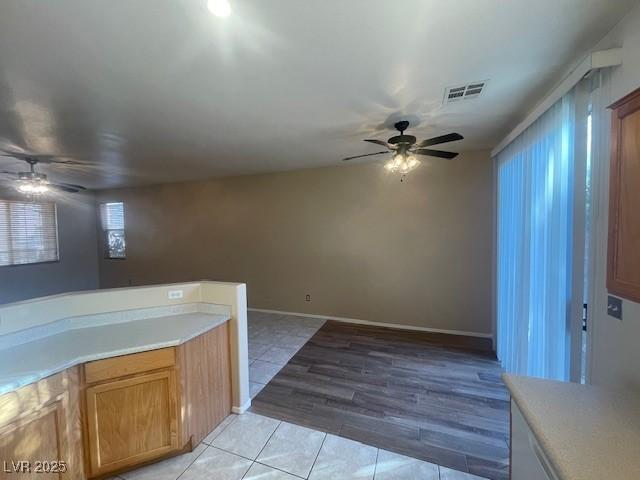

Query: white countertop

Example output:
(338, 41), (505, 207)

(0, 312), (229, 395)
(503, 374), (640, 480)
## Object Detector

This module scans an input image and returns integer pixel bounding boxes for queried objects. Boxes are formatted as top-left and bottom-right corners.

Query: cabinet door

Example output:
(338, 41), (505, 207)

(85, 369), (179, 476)
(0, 403), (67, 480)
(608, 87), (640, 301)
(0, 368), (84, 480)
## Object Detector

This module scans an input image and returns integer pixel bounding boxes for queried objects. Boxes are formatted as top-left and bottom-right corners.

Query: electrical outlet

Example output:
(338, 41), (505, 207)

(305, 294), (311, 302)
(168, 289), (184, 300)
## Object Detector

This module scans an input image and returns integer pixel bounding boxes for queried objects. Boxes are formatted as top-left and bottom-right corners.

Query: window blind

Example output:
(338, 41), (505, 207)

(496, 92), (576, 381)
(100, 202), (126, 258)
(0, 199), (59, 267)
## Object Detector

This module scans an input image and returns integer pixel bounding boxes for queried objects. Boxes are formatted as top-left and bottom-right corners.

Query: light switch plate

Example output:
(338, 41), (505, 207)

(168, 289), (184, 300)
(607, 295), (622, 320)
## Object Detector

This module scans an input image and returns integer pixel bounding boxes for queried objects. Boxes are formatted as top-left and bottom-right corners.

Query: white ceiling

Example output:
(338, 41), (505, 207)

(0, 0), (636, 188)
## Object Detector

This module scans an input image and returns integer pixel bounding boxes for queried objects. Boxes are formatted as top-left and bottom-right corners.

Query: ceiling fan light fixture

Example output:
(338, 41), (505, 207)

(1, 152), (88, 193)
(384, 154), (420, 175)
(385, 154), (402, 170)
(17, 180), (50, 195)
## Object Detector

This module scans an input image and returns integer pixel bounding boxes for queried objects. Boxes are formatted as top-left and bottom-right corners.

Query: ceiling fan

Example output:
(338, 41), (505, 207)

(343, 121), (463, 176)
(0, 150), (88, 195)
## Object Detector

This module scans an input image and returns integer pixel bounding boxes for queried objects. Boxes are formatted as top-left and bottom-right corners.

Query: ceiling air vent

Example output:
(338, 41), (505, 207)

(444, 80), (488, 103)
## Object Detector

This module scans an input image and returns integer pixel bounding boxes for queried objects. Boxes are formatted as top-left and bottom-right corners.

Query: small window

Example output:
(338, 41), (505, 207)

(100, 202), (126, 259)
(0, 199), (59, 267)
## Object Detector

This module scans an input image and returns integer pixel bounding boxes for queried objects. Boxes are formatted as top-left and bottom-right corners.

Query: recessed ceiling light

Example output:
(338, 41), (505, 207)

(207, 0), (231, 18)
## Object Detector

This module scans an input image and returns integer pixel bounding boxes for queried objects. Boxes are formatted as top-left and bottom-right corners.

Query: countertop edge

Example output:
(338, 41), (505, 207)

(503, 374), (577, 480)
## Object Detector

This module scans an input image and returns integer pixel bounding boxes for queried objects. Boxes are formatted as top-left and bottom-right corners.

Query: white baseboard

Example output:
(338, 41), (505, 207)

(248, 307), (493, 340)
(232, 399), (252, 414)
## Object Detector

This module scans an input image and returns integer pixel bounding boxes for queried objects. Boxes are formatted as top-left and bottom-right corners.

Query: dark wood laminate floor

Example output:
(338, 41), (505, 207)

(251, 321), (509, 480)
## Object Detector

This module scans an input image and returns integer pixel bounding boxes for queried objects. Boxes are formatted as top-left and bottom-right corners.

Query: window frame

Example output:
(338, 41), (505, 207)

(100, 201), (126, 260)
(0, 198), (60, 268)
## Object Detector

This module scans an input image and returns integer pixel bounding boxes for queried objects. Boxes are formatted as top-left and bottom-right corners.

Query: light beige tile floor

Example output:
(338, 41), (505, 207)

(212, 412), (280, 459)
(309, 434), (377, 480)
(256, 422), (326, 478)
(111, 412), (489, 480)
(247, 311), (326, 398)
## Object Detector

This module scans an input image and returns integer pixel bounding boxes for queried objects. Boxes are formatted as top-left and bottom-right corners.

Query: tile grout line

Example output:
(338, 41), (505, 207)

(372, 447), (380, 480)
(239, 462), (254, 480)
(252, 459), (308, 479)
(210, 444), (259, 464)
(208, 444), (304, 479)
(253, 419), (283, 463)
(174, 413), (241, 479)
(236, 419), (287, 480)
(202, 413), (239, 446)
(173, 442), (210, 480)
(123, 421), (224, 480)
(306, 431), (328, 479)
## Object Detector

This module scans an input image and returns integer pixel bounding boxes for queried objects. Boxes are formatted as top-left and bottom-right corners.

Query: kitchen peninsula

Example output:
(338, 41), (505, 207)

(0, 281), (249, 479)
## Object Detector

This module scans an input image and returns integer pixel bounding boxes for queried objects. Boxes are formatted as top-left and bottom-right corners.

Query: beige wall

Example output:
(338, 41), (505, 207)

(585, 3), (640, 389)
(97, 150), (493, 335)
(0, 190), (99, 304)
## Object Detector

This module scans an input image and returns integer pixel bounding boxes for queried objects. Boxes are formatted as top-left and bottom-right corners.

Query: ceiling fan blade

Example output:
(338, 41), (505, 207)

(0, 150), (84, 165)
(0, 151), (55, 161)
(413, 149), (459, 159)
(37, 158), (84, 165)
(49, 183), (82, 193)
(0, 171), (19, 178)
(364, 139), (395, 150)
(416, 133), (464, 148)
(342, 151), (388, 161)
(52, 181), (87, 190)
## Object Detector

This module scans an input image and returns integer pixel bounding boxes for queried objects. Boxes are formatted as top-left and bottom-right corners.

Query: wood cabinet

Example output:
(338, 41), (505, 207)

(0, 321), (231, 480)
(0, 368), (84, 480)
(83, 368), (179, 476)
(608, 87), (640, 302)
(177, 322), (232, 446)
(79, 323), (231, 478)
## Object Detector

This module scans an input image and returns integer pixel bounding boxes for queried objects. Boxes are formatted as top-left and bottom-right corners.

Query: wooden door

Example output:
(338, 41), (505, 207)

(608, 87), (640, 301)
(84, 369), (179, 476)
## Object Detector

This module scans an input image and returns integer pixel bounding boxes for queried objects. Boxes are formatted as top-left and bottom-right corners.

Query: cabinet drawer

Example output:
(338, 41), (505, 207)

(84, 348), (175, 384)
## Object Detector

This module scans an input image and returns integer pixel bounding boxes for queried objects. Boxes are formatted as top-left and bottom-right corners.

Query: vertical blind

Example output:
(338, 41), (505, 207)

(496, 92), (576, 380)
(0, 199), (59, 266)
